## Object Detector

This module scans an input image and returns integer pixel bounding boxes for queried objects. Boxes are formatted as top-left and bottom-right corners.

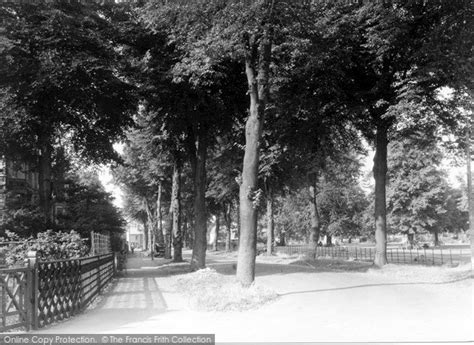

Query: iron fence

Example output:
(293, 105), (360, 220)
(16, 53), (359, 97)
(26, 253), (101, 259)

(275, 245), (471, 266)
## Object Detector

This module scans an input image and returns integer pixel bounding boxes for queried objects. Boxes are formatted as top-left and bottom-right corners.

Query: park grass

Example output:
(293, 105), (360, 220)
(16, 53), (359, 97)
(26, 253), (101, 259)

(175, 267), (278, 312)
(257, 252), (374, 272)
(364, 262), (473, 284)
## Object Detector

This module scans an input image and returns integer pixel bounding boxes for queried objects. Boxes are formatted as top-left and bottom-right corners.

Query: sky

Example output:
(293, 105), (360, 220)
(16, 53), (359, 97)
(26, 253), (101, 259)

(98, 142), (125, 209)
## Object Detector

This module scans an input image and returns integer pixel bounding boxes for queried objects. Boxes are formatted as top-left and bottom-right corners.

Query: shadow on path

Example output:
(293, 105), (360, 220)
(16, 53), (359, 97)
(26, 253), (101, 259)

(36, 255), (177, 333)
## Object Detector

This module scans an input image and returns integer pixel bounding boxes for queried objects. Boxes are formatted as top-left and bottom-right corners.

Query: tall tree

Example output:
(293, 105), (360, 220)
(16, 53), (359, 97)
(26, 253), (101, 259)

(113, 126), (172, 255)
(328, 1), (472, 265)
(0, 2), (136, 223)
(387, 130), (451, 246)
(138, 1), (249, 270)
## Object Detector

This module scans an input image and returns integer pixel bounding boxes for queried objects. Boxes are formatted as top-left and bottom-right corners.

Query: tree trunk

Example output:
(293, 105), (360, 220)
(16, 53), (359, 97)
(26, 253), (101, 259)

(225, 203), (232, 252)
(279, 229), (286, 246)
(188, 214), (195, 249)
(236, 198), (240, 248)
(213, 213), (220, 251)
(326, 234), (332, 246)
(144, 200), (155, 260)
(266, 188), (274, 256)
(183, 216), (188, 248)
(156, 181), (164, 246)
(465, 124), (474, 264)
(164, 211), (172, 259)
(433, 229), (439, 247)
(148, 219), (155, 260)
(237, 28), (272, 286)
(143, 221), (149, 251)
(309, 181), (321, 246)
(408, 233), (415, 248)
(191, 137), (207, 270)
(38, 137), (53, 225)
(373, 121), (389, 267)
(172, 159), (182, 262)
(163, 197), (172, 259)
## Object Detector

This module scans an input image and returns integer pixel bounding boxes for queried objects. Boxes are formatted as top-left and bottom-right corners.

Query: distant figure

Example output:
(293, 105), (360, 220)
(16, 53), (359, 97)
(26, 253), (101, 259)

(318, 241), (323, 247)
(130, 244), (135, 254)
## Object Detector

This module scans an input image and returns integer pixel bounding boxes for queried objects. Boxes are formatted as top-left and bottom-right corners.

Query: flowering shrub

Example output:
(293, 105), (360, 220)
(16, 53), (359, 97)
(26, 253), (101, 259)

(0, 230), (89, 267)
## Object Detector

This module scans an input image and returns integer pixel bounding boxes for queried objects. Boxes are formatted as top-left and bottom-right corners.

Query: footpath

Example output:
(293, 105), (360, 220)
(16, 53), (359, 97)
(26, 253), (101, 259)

(33, 251), (473, 343)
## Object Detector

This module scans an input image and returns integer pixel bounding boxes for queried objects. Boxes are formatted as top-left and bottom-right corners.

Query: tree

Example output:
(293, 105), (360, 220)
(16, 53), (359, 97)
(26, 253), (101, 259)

(324, 1), (472, 265)
(0, 2), (136, 224)
(317, 173), (369, 244)
(113, 126), (172, 257)
(127, 1), (249, 270)
(273, 191), (311, 244)
(58, 173), (125, 238)
(206, 131), (243, 252)
(387, 130), (452, 246)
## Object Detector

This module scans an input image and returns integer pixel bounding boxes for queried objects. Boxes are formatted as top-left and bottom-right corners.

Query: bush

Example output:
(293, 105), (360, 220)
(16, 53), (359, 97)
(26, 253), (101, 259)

(0, 206), (48, 238)
(0, 230), (89, 267)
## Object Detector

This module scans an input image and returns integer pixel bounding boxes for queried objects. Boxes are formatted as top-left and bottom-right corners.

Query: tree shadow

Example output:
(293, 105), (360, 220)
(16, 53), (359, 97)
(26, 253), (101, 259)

(208, 259), (373, 277)
(36, 276), (170, 334)
(121, 256), (192, 278)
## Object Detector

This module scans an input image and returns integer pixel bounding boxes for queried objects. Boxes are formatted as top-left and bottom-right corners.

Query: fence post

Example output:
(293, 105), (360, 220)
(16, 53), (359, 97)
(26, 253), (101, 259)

(97, 260), (102, 295)
(24, 269), (31, 332)
(1, 279), (5, 329)
(91, 231), (95, 256)
(26, 251), (38, 330)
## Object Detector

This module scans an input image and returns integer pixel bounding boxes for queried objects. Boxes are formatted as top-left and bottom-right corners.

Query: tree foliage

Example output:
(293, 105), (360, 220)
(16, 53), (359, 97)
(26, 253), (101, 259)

(386, 130), (464, 243)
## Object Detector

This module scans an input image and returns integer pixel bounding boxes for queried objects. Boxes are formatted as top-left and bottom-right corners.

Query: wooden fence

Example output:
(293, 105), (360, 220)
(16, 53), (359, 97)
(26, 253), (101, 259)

(275, 245), (471, 266)
(0, 267), (32, 332)
(90, 232), (111, 256)
(0, 253), (115, 332)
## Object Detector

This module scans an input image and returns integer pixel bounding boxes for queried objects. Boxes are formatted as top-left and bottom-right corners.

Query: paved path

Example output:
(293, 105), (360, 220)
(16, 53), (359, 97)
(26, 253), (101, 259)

(33, 251), (473, 343)
(34, 255), (182, 333)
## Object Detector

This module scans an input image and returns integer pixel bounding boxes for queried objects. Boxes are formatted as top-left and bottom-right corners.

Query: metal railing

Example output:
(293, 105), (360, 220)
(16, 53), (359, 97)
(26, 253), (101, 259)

(275, 245), (471, 266)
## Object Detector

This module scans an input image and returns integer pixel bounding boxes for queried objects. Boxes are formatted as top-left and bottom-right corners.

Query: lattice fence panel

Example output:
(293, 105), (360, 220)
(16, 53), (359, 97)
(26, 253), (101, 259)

(0, 268), (31, 332)
(35, 260), (81, 328)
(80, 254), (112, 307)
(91, 232), (111, 255)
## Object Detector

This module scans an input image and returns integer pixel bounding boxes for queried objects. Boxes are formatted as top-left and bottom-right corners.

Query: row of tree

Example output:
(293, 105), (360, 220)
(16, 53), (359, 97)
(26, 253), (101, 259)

(1, 1), (471, 286)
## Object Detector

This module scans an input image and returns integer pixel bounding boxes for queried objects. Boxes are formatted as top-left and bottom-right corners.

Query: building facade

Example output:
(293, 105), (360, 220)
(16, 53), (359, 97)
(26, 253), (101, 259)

(0, 156), (40, 224)
(125, 219), (145, 250)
